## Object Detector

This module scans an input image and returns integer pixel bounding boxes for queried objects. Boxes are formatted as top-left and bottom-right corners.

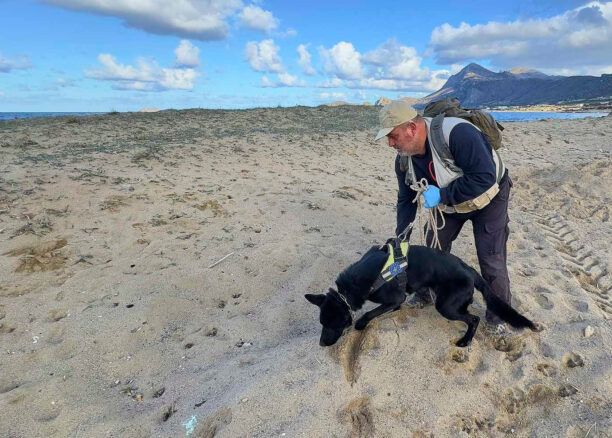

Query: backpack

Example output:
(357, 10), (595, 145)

(423, 97), (504, 150)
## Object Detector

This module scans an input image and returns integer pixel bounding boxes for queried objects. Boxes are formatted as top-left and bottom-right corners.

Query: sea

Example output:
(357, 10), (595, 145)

(0, 112), (102, 121)
(489, 111), (609, 122)
(0, 111), (609, 123)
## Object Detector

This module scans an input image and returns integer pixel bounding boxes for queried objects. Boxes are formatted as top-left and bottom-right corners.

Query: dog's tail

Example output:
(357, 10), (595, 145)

(462, 262), (537, 330)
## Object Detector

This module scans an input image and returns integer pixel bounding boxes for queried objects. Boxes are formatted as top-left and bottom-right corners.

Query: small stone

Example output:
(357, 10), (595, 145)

(584, 326), (594, 338)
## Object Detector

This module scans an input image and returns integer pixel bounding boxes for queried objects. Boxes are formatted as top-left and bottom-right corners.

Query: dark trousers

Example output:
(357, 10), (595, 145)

(424, 173), (513, 324)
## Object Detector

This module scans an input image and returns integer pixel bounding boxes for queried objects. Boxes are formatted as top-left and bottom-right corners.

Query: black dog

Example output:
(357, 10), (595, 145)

(305, 243), (537, 347)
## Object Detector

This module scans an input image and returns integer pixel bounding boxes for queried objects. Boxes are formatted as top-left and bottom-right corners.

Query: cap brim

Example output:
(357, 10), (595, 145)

(374, 127), (393, 141)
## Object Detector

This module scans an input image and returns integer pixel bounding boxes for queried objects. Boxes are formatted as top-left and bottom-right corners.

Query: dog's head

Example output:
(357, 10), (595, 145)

(305, 288), (352, 347)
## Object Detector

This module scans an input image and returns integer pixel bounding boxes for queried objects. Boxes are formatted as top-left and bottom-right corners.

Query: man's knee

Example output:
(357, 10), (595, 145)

(476, 252), (508, 278)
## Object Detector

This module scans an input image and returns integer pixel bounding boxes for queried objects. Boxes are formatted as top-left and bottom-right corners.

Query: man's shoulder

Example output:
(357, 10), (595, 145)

(445, 118), (483, 144)
(443, 117), (479, 132)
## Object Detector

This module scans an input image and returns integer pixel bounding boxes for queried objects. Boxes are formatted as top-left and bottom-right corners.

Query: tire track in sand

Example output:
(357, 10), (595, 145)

(535, 212), (611, 315)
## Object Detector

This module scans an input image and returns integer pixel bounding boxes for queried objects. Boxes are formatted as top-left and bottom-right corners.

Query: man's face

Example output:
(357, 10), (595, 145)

(386, 121), (421, 156)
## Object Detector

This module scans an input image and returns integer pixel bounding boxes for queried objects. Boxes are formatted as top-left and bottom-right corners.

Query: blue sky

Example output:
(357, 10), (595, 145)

(1, 0), (611, 111)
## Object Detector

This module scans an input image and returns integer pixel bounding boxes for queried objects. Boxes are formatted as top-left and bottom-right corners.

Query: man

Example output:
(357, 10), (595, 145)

(374, 100), (512, 332)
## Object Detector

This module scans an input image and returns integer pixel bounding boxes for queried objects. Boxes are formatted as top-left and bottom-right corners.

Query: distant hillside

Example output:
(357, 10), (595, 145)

(420, 63), (612, 108)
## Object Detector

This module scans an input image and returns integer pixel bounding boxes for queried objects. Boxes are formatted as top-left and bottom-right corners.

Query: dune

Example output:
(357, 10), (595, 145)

(0, 107), (610, 437)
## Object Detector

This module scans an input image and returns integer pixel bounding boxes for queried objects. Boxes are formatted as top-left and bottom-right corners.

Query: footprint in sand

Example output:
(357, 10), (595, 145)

(0, 321), (16, 334)
(46, 325), (65, 345)
(569, 299), (589, 312)
(0, 379), (22, 395)
(48, 308), (68, 322)
(194, 407), (232, 437)
(450, 348), (469, 363)
(535, 362), (558, 377)
(493, 336), (526, 362)
(496, 384), (558, 433)
(562, 352), (585, 368)
(339, 397), (375, 438)
(534, 293), (554, 310)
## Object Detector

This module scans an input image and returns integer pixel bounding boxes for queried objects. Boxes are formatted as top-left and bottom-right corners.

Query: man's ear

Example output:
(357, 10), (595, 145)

(305, 294), (325, 307)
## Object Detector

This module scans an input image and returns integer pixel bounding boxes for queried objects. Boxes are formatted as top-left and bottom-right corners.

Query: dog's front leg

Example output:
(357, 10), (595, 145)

(355, 303), (402, 330)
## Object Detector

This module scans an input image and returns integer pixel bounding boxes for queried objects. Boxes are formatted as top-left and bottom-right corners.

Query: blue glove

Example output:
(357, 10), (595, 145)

(423, 186), (441, 208)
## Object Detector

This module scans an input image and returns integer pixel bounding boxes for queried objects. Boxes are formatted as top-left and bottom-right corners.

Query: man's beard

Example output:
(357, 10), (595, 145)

(397, 151), (411, 157)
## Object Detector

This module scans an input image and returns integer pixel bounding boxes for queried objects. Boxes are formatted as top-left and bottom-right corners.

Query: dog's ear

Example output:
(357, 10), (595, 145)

(305, 294), (325, 307)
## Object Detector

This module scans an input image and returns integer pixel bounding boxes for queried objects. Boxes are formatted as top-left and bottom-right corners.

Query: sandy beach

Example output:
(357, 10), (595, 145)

(0, 107), (610, 437)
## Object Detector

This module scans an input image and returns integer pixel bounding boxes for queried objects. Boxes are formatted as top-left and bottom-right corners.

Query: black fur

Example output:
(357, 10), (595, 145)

(305, 243), (537, 347)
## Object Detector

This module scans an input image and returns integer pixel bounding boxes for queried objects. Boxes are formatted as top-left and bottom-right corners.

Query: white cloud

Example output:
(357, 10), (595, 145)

(159, 67), (198, 89)
(320, 41), (363, 80)
(260, 75), (274, 87)
(281, 28), (298, 37)
(429, 1), (612, 73)
(86, 42), (198, 91)
(315, 39), (450, 92)
(239, 5), (278, 33)
(260, 72), (305, 88)
(0, 54), (32, 73)
(363, 39), (431, 81)
(297, 44), (316, 75)
(317, 78), (345, 88)
(45, 0), (243, 40)
(245, 39), (284, 73)
(175, 40), (200, 67)
(318, 92), (346, 100)
(277, 72), (302, 86)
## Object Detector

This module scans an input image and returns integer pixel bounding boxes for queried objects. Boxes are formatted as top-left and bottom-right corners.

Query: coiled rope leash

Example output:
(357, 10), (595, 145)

(397, 178), (445, 250)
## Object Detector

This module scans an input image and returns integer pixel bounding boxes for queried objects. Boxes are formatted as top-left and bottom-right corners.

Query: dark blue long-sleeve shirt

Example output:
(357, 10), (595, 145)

(395, 122), (498, 236)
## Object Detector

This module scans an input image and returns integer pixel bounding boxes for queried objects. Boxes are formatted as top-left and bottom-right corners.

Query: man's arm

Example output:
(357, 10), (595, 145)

(395, 155), (418, 236)
(439, 123), (497, 206)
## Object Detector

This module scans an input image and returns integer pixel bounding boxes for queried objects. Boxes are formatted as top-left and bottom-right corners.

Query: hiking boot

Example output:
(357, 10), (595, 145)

(405, 289), (434, 309)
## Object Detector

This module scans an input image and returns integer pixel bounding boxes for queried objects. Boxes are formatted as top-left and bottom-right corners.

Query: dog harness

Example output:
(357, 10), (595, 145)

(370, 239), (409, 293)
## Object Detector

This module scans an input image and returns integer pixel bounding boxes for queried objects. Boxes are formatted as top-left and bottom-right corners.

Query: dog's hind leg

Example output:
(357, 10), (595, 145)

(435, 295), (480, 347)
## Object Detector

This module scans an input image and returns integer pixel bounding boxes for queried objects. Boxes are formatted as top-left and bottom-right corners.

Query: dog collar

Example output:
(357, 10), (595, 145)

(332, 289), (355, 317)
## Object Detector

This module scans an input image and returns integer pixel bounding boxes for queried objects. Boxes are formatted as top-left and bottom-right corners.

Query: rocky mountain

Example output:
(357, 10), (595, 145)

(420, 63), (612, 108)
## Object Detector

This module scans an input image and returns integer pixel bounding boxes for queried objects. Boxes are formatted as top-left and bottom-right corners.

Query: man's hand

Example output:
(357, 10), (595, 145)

(423, 186), (441, 208)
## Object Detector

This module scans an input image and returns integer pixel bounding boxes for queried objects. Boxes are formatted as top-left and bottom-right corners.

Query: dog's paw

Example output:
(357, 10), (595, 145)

(455, 338), (471, 348)
(354, 318), (369, 330)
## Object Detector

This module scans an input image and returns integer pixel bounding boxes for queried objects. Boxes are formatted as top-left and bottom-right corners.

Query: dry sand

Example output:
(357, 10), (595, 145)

(0, 107), (610, 437)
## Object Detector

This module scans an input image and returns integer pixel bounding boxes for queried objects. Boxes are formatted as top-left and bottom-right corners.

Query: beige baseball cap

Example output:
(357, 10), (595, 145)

(374, 100), (418, 141)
